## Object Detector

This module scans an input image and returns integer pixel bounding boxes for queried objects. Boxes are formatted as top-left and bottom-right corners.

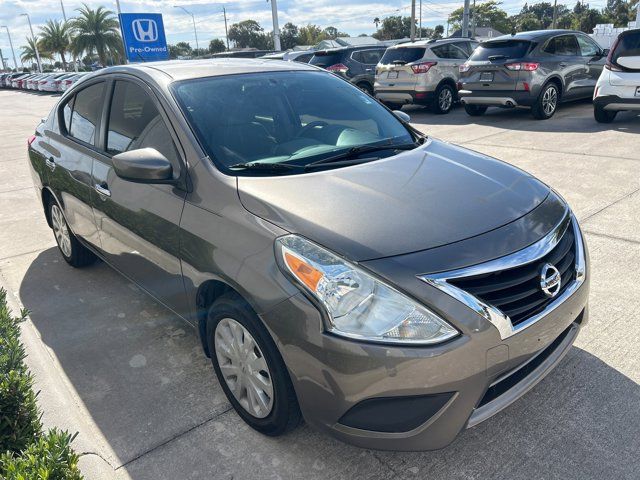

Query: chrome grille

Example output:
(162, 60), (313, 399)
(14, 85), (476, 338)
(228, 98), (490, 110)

(448, 223), (576, 327)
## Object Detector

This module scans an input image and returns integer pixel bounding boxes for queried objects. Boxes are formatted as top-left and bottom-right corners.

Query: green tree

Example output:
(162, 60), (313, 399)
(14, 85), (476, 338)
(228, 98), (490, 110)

(372, 16), (413, 40)
(297, 24), (326, 45)
(69, 4), (123, 66)
(20, 36), (52, 66)
(38, 20), (71, 70)
(323, 26), (348, 39)
(209, 38), (226, 54)
(603, 0), (636, 26)
(228, 20), (273, 49)
(280, 22), (299, 50)
(449, 1), (512, 33)
(433, 24), (445, 39)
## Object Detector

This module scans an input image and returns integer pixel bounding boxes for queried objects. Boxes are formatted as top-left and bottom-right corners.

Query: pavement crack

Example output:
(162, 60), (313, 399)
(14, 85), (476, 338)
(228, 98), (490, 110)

(581, 187), (640, 222)
(78, 450), (117, 470)
(583, 230), (640, 246)
(115, 405), (233, 471)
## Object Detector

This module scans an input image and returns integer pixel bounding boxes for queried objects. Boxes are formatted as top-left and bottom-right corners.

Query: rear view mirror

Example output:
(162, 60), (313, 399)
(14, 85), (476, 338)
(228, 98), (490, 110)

(393, 110), (411, 123)
(602, 49), (610, 57)
(112, 148), (173, 184)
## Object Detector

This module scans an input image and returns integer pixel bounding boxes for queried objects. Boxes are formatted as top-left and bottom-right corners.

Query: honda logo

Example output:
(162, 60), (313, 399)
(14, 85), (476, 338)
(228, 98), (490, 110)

(132, 19), (158, 42)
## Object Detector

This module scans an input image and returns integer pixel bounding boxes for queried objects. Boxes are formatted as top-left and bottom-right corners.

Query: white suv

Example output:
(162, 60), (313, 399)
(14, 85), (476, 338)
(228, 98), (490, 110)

(593, 28), (640, 123)
(375, 38), (478, 114)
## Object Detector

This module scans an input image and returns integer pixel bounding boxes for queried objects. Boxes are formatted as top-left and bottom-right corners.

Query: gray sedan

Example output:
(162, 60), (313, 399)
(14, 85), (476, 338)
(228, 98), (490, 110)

(27, 59), (589, 450)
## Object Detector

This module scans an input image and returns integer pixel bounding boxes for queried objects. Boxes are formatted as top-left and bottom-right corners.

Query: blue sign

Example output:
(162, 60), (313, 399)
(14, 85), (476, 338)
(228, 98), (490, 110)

(119, 13), (169, 63)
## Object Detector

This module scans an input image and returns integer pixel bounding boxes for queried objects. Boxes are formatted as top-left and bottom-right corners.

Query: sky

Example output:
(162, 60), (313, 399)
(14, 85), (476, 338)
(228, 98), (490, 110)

(0, 0), (610, 69)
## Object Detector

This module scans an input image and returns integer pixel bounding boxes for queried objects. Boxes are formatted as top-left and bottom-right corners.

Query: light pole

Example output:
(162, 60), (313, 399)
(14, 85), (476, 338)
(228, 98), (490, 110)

(1, 25), (18, 71)
(175, 6), (200, 52)
(222, 6), (229, 50)
(59, 0), (78, 72)
(20, 13), (42, 72)
(268, 0), (281, 51)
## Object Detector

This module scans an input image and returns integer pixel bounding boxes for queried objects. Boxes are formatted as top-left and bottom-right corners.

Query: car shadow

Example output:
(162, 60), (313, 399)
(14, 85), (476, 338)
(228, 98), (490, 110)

(404, 98), (640, 135)
(19, 247), (640, 478)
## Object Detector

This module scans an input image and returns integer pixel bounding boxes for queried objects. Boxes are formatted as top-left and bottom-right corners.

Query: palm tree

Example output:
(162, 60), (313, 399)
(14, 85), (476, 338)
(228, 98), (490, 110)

(20, 36), (52, 65)
(39, 20), (71, 70)
(69, 4), (123, 66)
(374, 17), (381, 29)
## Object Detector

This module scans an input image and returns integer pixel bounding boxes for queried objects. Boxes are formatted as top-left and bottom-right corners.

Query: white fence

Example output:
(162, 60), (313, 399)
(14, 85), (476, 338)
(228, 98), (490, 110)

(590, 21), (638, 49)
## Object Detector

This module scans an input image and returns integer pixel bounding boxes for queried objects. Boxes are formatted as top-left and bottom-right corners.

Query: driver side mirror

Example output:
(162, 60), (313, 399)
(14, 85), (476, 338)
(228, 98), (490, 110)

(112, 148), (174, 184)
(601, 49), (610, 57)
(393, 110), (411, 123)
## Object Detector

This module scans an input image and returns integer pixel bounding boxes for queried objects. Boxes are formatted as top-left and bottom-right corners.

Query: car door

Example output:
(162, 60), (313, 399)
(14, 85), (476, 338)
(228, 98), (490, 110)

(577, 34), (606, 96)
(91, 77), (189, 312)
(45, 80), (107, 248)
(544, 35), (583, 100)
(432, 43), (469, 82)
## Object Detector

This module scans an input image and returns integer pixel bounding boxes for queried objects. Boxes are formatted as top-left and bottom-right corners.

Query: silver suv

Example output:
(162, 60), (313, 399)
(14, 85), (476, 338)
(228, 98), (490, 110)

(375, 38), (478, 113)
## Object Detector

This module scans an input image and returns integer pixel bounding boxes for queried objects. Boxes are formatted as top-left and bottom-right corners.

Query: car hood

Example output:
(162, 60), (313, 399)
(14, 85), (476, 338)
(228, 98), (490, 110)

(237, 138), (549, 261)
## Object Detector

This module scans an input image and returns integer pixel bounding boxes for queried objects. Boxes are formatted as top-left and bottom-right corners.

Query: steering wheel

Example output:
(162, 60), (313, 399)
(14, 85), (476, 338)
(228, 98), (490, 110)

(298, 121), (329, 137)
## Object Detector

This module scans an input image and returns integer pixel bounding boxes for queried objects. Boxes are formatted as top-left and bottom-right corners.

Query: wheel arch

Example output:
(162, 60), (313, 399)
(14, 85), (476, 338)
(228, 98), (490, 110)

(41, 186), (58, 229)
(436, 77), (458, 98)
(545, 75), (564, 96)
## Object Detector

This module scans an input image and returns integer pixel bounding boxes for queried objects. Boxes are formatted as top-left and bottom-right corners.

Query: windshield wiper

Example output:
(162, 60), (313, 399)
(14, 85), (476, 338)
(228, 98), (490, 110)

(229, 161), (302, 172)
(304, 142), (419, 170)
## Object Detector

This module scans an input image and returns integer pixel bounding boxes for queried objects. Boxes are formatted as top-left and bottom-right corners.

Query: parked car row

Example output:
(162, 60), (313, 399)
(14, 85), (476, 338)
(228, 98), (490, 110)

(304, 29), (639, 122)
(0, 71), (89, 93)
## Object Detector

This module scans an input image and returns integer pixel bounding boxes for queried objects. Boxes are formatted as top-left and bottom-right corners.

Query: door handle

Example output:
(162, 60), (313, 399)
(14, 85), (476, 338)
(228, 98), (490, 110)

(365, 68), (373, 72)
(559, 63), (567, 68)
(45, 157), (55, 171)
(94, 183), (111, 197)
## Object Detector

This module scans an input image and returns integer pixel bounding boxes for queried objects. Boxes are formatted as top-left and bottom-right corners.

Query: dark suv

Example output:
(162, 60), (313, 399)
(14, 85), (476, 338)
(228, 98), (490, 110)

(309, 45), (387, 95)
(458, 30), (607, 119)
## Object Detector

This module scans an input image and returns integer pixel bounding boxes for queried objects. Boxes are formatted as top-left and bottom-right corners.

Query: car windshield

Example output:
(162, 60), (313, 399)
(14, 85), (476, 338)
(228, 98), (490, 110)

(172, 71), (415, 175)
(470, 40), (532, 61)
(380, 47), (426, 65)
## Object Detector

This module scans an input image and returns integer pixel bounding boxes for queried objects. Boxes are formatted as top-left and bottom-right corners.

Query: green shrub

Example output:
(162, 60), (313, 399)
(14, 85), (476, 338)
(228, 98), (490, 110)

(0, 289), (83, 479)
(0, 290), (41, 453)
(0, 429), (82, 480)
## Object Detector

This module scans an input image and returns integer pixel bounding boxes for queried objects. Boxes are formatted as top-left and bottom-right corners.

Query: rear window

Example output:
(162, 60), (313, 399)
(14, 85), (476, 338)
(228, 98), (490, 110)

(470, 40), (532, 61)
(380, 47), (426, 65)
(613, 30), (640, 59)
(309, 52), (343, 67)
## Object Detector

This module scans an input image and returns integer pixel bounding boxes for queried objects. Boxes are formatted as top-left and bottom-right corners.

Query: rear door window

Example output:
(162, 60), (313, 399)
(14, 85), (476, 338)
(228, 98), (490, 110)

(360, 49), (385, 64)
(106, 80), (179, 168)
(470, 40), (532, 61)
(432, 43), (469, 59)
(68, 82), (105, 145)
(613, 30), (640, 59)
(544, 35), (580, 56)
(380, 47), (426, 65)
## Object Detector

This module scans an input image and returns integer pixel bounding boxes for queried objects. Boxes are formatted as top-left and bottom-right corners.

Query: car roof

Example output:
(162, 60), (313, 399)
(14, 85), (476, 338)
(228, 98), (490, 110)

(488, 29), (583, 42)
(314, 45), (385, 54)
(93, 59), (318, 82)
(390, 38), (474, 49)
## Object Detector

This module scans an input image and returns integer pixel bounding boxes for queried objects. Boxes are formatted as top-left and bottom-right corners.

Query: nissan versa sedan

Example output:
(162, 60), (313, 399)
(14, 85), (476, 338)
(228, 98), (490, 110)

(27, 60), (589, 451)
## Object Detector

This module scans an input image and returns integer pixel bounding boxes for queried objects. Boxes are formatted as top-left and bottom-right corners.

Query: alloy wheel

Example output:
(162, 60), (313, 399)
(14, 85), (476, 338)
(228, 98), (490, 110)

(439, 88), (453, 112)
(214, 317), (274, 418)
(51, 204), (72, 258)
(542, 86), (558, 116)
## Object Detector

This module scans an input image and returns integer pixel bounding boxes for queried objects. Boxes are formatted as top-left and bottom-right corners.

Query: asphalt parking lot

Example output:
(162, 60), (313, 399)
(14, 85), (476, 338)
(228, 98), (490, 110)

(1, 89), (639, 480)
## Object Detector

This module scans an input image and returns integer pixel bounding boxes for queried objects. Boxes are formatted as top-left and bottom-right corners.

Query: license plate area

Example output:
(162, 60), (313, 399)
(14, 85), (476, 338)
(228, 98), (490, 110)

(387, 71), (399, 79)
(480, 72), (494, 82)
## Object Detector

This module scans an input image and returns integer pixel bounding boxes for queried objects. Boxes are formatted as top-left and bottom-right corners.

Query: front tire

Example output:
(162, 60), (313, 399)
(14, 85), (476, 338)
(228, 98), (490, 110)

(594, 105), (617, 123)
(207, 292), (301, 436)
(464, 104), (488, 116)
(532, 83), (560, 120)
(49, 201), (96, 268)
(432, 84), (455, 114)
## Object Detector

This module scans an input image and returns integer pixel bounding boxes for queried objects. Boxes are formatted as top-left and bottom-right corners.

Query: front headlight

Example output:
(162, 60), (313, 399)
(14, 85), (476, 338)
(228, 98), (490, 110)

(276, 235), (458, 345)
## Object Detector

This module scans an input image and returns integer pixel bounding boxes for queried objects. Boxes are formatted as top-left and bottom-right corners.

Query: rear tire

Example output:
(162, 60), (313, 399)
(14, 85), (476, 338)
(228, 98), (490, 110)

(432, 84), (455, 114)
(464, 104), (488, 116)
(532, 82), (560, 120)
(594, 105), (617, 123)
(356, 82), (373, 96)
(49, 200), (96, 268)
(207, 292), (301, 436)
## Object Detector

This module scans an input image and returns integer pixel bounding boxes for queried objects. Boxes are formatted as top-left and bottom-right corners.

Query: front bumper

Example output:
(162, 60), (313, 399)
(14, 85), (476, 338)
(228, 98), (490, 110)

(261, 217), (590, 451)
(459, 89), (536, 108)
(594, 94), (640, 111)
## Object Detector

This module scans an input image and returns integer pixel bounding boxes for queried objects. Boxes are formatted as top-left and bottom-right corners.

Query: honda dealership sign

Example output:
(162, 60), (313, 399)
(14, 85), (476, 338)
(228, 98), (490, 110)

(119, 13), (169, 62)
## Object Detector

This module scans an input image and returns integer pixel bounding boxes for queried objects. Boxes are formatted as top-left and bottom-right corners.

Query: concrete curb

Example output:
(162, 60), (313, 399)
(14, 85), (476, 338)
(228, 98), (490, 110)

(0, 276), (128, 480)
